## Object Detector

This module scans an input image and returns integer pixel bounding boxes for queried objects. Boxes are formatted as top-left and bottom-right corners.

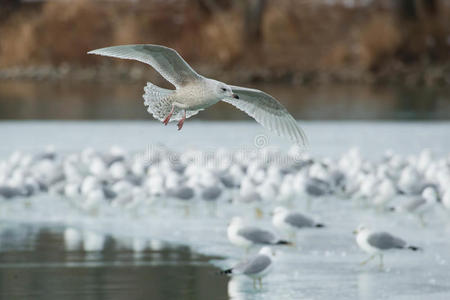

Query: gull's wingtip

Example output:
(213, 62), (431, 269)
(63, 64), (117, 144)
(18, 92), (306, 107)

(86, 45), (145, 55)
(296, 140), (309, 151)
(293, 134), (310, 151)
(87, 48), (107, 55)
(301, 135), (310, 149)
(87, 46), (114, 55)
(294, 127), (309, 149)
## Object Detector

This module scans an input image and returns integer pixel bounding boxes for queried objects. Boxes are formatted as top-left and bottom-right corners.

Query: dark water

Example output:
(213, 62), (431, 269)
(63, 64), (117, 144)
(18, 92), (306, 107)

(0, 222), (228, 300)
(0, 80), (448, 120)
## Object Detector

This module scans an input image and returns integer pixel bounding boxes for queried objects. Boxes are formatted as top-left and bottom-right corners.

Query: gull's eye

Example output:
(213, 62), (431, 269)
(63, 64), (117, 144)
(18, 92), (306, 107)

(221, 87), (227, 92)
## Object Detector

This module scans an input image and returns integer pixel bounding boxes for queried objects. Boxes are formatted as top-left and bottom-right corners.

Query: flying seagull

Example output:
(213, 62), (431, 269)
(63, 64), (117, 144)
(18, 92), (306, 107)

(88, 44), (308, 146)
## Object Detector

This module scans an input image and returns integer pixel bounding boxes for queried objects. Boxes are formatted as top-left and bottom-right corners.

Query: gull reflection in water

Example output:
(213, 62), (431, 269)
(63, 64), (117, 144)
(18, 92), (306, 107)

(228, 276), (269, 299)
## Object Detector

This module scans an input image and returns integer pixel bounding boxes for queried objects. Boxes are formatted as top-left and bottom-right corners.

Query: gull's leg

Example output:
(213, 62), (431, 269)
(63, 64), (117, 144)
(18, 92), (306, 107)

(360, 254), (376, 265)
(255, 207), (264, 219)
(289, 231), (296, 242)
(253, 279), (257, 290)
(375, 204), (383, 213)
(378, 253), (384, 270)
(418, 214), (426, 227)
(306, 197), (312, 210)
(177, 109), (186, 131)
(289, 231), (298, 248)
(258, 277), (263, 289)
(163, 104), (175, 125)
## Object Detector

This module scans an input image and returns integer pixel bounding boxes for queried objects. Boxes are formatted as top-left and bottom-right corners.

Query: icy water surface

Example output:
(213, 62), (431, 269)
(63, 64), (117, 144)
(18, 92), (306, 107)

(1, 192), (450, 300)
(0, 222), (227, 300)
(0, 121), (449, 158)
(0, 121), (450, 300)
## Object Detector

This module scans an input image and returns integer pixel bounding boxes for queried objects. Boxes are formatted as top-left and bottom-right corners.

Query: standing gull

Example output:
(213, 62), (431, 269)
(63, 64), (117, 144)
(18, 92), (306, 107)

(389, 186), (438, 225)
(167, 185), (195, 216)
(220, 246), (275, 289)
(227, 217), (291, 253)
(272, 206), (324, 240)
(353, 225), (420, 269)
(88, 44), (307, 145)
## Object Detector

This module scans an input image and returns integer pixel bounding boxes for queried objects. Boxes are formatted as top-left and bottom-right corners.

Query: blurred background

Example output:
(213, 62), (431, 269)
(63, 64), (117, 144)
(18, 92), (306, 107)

(0, 0), (449, 120)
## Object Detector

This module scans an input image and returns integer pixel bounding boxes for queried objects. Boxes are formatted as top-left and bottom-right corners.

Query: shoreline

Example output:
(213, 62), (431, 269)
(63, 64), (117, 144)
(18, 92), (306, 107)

(0, 63), (449, 87)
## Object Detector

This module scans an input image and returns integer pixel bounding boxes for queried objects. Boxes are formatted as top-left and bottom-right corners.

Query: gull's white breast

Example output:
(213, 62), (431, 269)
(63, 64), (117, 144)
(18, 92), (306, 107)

(357, 231), (378, 254)
(172, 78), (221, 111)
(227, 225), (252, 248)
(273, 212), (294, 233)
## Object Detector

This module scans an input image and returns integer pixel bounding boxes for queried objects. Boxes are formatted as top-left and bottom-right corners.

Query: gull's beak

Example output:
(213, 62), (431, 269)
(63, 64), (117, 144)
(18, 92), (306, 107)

(352, 230), (358, 235)
(232, 94), (239, 99)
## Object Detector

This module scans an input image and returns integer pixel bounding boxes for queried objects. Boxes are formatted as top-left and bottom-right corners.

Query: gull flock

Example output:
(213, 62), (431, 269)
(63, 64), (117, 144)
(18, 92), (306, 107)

(0, 145), (449, 288)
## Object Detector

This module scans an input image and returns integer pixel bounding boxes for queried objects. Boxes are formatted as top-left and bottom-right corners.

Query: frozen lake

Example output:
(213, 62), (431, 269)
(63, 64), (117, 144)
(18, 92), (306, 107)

(0, 121), (450, 300)
(1, 120), (449, 157)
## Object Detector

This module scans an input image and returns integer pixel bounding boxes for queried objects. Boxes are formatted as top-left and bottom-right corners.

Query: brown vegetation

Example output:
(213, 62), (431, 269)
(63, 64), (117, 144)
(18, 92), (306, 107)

(0, 0), (448, 85)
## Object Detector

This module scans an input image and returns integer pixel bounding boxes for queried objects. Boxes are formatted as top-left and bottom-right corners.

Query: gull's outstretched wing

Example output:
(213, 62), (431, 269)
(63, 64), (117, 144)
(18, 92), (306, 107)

(223, 86), (308, 146)
(88, 44), (201, 87)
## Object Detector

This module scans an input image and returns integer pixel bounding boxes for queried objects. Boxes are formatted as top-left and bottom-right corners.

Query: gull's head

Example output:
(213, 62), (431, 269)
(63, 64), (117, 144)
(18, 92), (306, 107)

(229, 216), (244, 227)
(422, 186), (438, 203)
(214, 81), (239, 100)
(259, 246), (276, 257)
(353, 224), (369, 235)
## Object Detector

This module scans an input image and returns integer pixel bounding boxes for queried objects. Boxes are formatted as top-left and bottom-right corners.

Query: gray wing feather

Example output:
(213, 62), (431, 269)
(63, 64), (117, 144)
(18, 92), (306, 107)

(167, 186), (194, 200)
(88, 44), (201, 87)
(240, 255), (271, 275)
(223, 85), (308, 146)
(367, 232), (406, 250)
(285, 213), (315, 228)
(237, 227), (276, 244)
(201, 186), (222, 201)
(305, 178), (330, 196)
(235, 192), (262, 204)
(403, 197), (426, 212)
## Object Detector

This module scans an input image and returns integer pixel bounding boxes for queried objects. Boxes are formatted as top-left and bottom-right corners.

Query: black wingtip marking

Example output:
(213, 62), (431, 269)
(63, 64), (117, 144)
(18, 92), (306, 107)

(408, 246), (421, 251)
(219, 268), (233, 275)
(276, 240), (292, 245)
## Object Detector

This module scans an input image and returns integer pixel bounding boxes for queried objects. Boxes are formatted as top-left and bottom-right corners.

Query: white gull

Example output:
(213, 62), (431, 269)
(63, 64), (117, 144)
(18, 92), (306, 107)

(88, 44), (308, 145)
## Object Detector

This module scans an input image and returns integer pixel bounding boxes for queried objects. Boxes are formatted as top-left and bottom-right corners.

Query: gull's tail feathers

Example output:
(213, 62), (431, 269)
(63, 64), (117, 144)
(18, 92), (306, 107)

(143, 82), (201, 122)
(143, 82), (175, 122)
